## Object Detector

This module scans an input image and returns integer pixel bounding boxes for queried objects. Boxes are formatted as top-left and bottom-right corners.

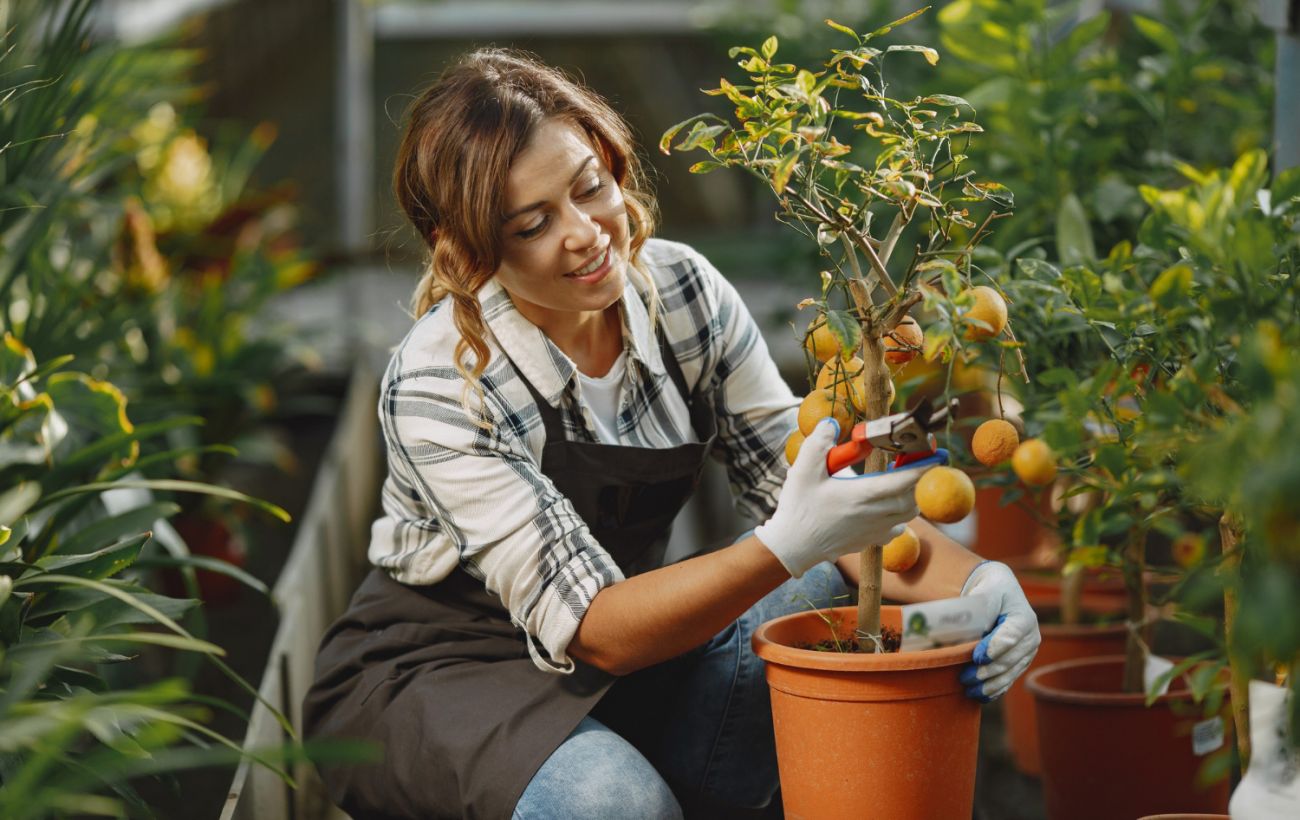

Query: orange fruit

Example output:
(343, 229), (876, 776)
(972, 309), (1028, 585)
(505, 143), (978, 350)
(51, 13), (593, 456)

(884, 316), (924, 364)
(916, 466), (976, 524)
(1012, 438), (1057, 487)
(804, 320), (842, 362)
(815, 356), (866, 412)
(784, 429), (805, 465)
(796, 390), (854, 441)
(961, 286), (1008, 341)
(1171, 533), (1206, 568)
(882, 525), (921, 572)
(971, 419), (1019, 467)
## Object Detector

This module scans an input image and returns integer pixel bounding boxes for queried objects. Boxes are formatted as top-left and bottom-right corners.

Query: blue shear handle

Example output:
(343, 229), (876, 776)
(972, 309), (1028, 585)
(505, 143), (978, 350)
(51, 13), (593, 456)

(858, 447), (950, 478)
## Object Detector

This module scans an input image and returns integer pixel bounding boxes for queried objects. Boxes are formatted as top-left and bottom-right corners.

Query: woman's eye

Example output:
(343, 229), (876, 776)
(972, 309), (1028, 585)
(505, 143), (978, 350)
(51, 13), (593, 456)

(516, 217), (548, 239)
(579, 180), (605, 199)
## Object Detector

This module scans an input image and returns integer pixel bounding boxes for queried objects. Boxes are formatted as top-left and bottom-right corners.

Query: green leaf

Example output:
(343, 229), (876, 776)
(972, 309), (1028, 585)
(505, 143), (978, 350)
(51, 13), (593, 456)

(0, 334), (36, 387)
(0, 482), (41, 527)
(824, 19), (860, 42)
(1226, 150), (1269, 204)
(772, 150), (800, 194)
(921, 94), (971, 111)
(134, 554), (270, 598)
(865, 6), (931, 42)
(1131, 15), (1179, 54)
(659, 113), (721, 155)
(45, 373), (135, 466)
(37, 479), (290, 522)
(58, 501), (180, 556)
(824, 310), (862, 356)
(1016, 258), (1061, 280)
(884, 44), (940, 65)
(689, 160), (725, 174)
(675, 122), (726, 152)
(34, 533), (148, 580)
(1149, 264), (1193, 307)
(61, 592), (199, 632)
(1056, 193), (1096, 265)
(761, 36), (778, 61)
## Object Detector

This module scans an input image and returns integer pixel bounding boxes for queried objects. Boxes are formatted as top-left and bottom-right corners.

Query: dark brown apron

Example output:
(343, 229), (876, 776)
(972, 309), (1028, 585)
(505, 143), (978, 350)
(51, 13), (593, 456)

(303, 331), (717, 820)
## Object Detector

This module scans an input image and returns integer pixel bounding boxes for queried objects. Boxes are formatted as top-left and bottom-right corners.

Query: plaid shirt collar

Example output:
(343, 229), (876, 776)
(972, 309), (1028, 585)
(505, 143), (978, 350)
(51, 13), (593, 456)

(478, 272), (666, 408)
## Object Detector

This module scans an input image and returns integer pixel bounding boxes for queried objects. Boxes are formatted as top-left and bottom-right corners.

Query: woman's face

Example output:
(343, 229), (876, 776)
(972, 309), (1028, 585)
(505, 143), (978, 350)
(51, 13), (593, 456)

(494, 118), (631, 330)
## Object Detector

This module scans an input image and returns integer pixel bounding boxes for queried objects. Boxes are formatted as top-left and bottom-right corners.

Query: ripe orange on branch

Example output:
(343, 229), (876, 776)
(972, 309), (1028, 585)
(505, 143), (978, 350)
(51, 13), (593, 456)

(1012, 438), (1057, 487)
(797, 390), (854, 441)
(884, 316), (924, 364)
(784, 429), (805, 465)
(960, 286), (1008, 341)
(972, 419), (1020, 466)
(815, 356), (867, 412)
(803, 320), (843, 362)
(916, 466), (976, 524)
(882, 525), (921, 572)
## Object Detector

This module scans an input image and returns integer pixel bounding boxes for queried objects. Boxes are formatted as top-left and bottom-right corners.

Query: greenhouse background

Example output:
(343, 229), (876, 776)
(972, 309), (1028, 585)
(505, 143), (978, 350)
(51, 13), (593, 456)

(2, 0), (1298, 818)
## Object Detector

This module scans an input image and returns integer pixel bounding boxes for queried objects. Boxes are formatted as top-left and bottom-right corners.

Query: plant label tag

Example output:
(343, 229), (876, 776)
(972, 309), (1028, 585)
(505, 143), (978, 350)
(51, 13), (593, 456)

(1192, 715), (1225, 757)
(1144, 653), (1175, 698)
(899, 594), (998, 652)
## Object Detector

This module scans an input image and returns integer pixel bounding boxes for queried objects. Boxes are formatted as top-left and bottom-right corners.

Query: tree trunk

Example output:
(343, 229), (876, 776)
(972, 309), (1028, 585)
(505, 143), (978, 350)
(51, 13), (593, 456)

(1060, 565), (1083, 627)
(1220, 510), (1252, 771)
(855, 337), (891, 651)
(1121, 525), (1149, 694)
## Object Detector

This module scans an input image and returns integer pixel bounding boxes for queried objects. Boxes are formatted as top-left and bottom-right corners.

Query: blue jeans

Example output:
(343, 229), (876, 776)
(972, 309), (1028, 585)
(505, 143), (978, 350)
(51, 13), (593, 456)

(512, 561), (852, 820)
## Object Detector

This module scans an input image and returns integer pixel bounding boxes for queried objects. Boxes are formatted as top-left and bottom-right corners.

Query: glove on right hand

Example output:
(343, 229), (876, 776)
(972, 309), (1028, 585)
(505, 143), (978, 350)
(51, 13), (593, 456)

(755, 419), (928, 578)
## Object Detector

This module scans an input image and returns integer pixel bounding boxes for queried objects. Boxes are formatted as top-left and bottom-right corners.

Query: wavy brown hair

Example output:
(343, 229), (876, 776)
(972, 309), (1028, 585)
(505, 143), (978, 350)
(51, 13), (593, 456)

(393, 48), (659, 411)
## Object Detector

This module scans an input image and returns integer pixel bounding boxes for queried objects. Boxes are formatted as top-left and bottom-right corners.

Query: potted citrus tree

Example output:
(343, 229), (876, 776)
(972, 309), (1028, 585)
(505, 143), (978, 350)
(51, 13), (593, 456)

(662, 10), (1021, 817)
(1007, 151), (1299, 819)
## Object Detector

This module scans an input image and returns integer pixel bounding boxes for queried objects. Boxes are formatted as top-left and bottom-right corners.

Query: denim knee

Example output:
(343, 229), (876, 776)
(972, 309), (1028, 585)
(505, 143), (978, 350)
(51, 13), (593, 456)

(513, 718), (683, 820)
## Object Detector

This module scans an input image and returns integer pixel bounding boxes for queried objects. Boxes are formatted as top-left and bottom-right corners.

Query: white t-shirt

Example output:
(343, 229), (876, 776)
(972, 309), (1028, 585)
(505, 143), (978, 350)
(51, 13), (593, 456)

(576, 350), (696, 445)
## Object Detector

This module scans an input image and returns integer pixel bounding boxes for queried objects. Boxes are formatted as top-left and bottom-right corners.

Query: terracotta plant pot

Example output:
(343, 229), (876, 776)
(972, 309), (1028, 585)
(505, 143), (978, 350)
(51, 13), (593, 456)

(163, 512), (248, 606)
(1001, 606), (1127, 776)
(1006, 553), (1128, 612)
(972, 484), (1053, 561)
(1027, 655), (1232, 820)
(752, 606), (980, 820)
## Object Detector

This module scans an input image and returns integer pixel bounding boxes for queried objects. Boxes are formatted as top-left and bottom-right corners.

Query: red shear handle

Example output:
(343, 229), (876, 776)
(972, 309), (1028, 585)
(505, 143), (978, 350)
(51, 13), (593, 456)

(826, 424), (871, 474)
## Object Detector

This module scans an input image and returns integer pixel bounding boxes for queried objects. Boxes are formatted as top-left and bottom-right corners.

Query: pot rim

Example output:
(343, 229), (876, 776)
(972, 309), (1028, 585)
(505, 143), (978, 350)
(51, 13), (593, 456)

(1025, 654), (1225, 706)
(752, 605), (978, 672)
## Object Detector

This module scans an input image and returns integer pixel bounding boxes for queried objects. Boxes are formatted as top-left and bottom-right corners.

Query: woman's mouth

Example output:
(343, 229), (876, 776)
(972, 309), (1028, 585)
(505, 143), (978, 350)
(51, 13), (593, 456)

(565, 246), (612, 283)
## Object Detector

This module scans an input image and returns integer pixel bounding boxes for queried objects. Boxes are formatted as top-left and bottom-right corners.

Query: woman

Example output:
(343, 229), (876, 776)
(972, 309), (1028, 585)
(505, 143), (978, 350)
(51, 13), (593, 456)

(303, 49), (1039, 820)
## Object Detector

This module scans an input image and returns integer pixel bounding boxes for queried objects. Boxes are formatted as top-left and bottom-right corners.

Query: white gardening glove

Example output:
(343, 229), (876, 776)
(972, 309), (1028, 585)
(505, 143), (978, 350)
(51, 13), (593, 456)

(755, 419), (928, 578)
(959, 560), (1041, 702)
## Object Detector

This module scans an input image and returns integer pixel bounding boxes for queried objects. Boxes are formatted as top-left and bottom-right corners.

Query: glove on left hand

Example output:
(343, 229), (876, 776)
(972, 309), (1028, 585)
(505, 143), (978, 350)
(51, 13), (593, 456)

(958, 561), (1040, 702)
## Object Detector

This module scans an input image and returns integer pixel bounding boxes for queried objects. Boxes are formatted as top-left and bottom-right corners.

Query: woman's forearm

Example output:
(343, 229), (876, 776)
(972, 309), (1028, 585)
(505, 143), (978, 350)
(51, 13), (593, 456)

(835, 517), (983, 603)
(567, 535), (789, 676)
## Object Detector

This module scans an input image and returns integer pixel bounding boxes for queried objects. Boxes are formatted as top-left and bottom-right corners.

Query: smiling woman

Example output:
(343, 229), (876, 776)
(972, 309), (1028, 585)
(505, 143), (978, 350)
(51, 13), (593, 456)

(301, 47), (1017, 820)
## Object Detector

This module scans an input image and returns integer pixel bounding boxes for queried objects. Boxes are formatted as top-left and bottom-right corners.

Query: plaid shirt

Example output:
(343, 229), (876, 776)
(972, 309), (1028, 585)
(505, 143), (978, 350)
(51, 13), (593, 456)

(369, 238), (798, 673)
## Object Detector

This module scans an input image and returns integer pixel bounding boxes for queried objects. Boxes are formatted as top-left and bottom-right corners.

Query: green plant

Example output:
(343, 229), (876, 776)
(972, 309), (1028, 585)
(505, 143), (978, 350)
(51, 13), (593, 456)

(663, 9), (1013, 648)
(998, 152), (1300, 768)
(933, 0), (1272, 258)
(0, 333), (303, 817)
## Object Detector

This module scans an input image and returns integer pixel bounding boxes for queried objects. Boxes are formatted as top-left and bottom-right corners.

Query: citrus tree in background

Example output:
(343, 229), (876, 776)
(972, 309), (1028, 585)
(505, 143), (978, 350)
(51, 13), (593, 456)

(663, 8), (1021, 649)
(997, 152), (1300, 763)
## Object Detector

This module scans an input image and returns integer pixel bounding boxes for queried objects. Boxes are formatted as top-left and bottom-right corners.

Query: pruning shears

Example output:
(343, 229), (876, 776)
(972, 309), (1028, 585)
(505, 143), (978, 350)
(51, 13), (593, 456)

(826, 396), (959, 476)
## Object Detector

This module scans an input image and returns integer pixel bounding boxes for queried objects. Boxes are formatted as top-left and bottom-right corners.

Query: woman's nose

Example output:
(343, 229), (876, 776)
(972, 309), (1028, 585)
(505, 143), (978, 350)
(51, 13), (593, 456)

(562, 204), (601, 252)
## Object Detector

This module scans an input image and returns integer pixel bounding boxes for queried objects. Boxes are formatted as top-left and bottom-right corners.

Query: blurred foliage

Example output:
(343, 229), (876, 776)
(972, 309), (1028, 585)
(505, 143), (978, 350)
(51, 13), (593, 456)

(994, 152), (1300, 730)
(702, 0), (1274, 261)
(0, 0), (341, 813)
(0, 333), (296, 818)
